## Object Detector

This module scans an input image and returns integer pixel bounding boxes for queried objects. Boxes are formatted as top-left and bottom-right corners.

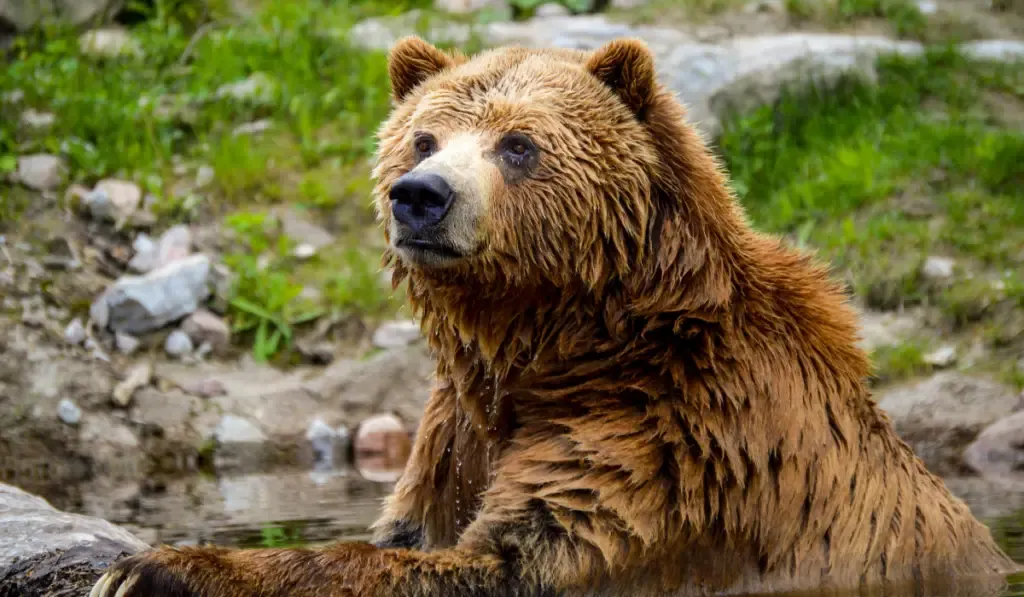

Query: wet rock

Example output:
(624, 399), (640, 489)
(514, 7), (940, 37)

(84, 179), (142, 224)
(114, 332), (141, 355)
(372, 319), (422, 349)
(877, 372), (1021, 475)
(923, 345), (957, 369)
(164, 329), (194, 357)
(0, 483), (149, 597)
(20, 108), (55, 129)
(112, 362), (153, 408)
(57, 398), (82, 425)
(215, 72), (277, 105)
(15, 154), (66, 191)
(215, 415), (268, 445)
(964, 411), (1024, 479)
(921, 255), (955, 281)
(96, 254), (211, 334)
(64, 318), (86, 345)
(181, 309), (230, 352)
(354, 413), (411, 458)
(79, 27), (142, 58)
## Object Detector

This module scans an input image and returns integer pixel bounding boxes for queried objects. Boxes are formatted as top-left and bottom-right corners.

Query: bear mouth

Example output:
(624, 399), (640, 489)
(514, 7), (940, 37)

(395, 238), (464, 264)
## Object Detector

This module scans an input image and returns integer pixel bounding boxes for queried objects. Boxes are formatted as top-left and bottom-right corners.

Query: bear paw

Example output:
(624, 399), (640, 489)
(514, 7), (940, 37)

(90, 550), (204, 597)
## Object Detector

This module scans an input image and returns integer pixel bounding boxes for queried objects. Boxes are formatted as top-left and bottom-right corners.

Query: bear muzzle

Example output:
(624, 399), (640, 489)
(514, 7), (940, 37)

(389, 171), (465, 265)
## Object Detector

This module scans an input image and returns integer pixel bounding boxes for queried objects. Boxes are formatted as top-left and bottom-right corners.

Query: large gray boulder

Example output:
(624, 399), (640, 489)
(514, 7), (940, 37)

(0, 482), (148, 596)
(0, 0), (123, 32)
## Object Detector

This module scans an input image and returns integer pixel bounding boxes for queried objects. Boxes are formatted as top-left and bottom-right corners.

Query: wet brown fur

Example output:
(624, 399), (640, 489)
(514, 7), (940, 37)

(90, 37), (1018, 597)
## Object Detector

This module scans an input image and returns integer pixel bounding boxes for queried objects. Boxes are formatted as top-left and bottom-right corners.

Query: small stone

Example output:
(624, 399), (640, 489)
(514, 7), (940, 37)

(16, 154), (66, 191)
(535, 3), (570, 17)
(922, 256), (955, 280)
(115, 332), (141, 355)
(112, 363), (153, 407)
(274, 207), (335, 250)
(916, 0), (937, 14)
(293, 243), (317, 260)
(127, 233), (158, 273)
(232, 120), (272, 136)
(215, 72), (277, 104)
(372, 320), (422, 349)
(85, 179), (142, 224)
(165, 330), (194, 357)
(79, 28), (143, 58)
(57, 399), (82, 426)
(180, 309), (231, 352)
(20, 109), (56, 129)
(611, 0), (649, 6)
(2, 89), (24, 104)
(195, 165), (215, 188)
(924, 345), (957, 369)
(434, 0), (509, 13)
(214, 414), (268, 444)
(89, 297), (110, 330)
(156, 224), (192, 266)
(181, 378), (227, 398)
(63, 318), (86, 345)
(42, 237), (81, 270)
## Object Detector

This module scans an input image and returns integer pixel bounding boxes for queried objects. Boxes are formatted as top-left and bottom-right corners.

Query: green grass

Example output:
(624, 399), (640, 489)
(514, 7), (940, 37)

(718, 47), (1024, 385)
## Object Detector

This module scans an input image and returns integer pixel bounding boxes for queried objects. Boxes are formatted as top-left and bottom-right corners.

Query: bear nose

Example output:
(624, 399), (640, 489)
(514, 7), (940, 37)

(389, 172), (455, 232)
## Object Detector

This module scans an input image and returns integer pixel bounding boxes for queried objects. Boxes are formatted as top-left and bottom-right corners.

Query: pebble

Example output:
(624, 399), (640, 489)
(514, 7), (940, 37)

(292, 243), (317, 260)
(63, 318), (86, 345)
(165, 330), (195, 357)
(535, 3), (570, 17)
(84, 179), (143, 224)
(127, 233), (158, 273)
(372, 320), (422, 349)
(156, 224), (192, 266)
(16, 154), (66, 191)
(195, 165), (215, 188)
(181, 378), (227, 398)
(215, 72), (277, 104)
(115, 332), (142, 355)
(79, 28), (143, 58)
(922, 255), (956, 280)
(57, 399), (82, 426)
(924, 345), (958, 369)
(232, 120), (272, 136)
(180, 309), (231, 352)
(112, 363), (153, 407)
(20, 109), (56, 129)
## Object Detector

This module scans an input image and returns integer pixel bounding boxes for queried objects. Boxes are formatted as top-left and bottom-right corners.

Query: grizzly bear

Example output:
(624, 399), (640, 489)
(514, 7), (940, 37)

(91, 36), (1018, 597)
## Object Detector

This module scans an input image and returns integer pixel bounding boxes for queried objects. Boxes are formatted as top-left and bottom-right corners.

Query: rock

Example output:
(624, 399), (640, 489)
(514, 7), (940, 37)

(63, 318), (86, 345)
(42, 236), (81, 270)
(354, 413), (412, 460)
(535, 3), (570, 17)
(964, 411), (1024, 478)
(0, 483), (149, 596)
(208, 262), (236, 315)
(127, 232), (157, 273)
(215, 72), (277, 104)
(915, 0), (937, 14)
(434, 0), (508, 13)
(877, 373), (1021, 475)
(180, 377), (228, 398)
(114, 332), (141, 355)
(232, 119), (272, 136)
(2, 89), (24, 103)
(962, 40), (1024, 62)
(79, 27), (142, 58)
(96, 254), (211, 334)
(372, 319), (422, 349)
(15, 154), (66, 191)
(112, 362), (152, 407)
(293, 243), (317, 260)
(855, 308), (922, 352)
(923, 345), (957, 369)
(84, 179), (142, 224)
(215, 414), (268, 445)
(20, 109), (55, 129)
(306, 418), (338, 466)
(195, 165), (215, 188)
(57, 398), (82, 425)
(274, 206), (335, 250)
(156, 224), (192, 266)
(350, 20), (925, 138)
(0, 1), (125, 32)
(921, 255), (955, 281)
(180, 309), (230, 352)
(164, 329), (194, 357)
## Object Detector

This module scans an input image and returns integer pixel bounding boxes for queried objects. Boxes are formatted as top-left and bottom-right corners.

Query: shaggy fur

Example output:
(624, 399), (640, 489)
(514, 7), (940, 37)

(90, 37), (1018, 597)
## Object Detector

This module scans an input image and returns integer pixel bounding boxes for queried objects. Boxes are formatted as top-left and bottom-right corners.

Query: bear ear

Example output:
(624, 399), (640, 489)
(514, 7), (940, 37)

(585, 38), (656, 119)
(388, 36), (460, 103)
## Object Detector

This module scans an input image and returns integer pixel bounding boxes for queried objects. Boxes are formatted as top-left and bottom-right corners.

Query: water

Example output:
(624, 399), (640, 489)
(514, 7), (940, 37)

(10, 463), (1024, 594)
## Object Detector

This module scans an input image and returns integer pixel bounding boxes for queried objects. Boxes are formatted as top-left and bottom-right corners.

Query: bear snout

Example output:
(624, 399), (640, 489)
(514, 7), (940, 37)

(389, 171), (456, 232)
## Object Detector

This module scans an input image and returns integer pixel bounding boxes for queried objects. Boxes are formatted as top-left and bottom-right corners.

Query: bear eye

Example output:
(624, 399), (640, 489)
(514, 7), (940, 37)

(413, 134), (437, 160)
(498, 133), (537, 166)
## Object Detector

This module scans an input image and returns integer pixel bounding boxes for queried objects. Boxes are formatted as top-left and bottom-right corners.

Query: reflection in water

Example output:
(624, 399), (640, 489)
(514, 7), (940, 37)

(6, 451), (1024, 597)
